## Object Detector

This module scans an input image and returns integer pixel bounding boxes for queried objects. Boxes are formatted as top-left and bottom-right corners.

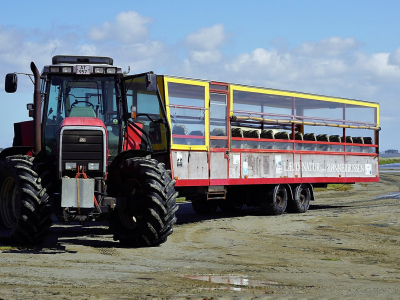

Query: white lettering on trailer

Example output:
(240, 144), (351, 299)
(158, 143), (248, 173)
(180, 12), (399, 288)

(282, 161), (371, 174)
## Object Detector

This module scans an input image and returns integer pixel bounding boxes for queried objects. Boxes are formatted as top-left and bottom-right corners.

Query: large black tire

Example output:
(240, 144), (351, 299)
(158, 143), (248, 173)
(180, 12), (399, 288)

(0, 155), (53, 244)
(260, 185), (288, 215)
(287, 184), (311, 213)
(109, 158), (178, 247)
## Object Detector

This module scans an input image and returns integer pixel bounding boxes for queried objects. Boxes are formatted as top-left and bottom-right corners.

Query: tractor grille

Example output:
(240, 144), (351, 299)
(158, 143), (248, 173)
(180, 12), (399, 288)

(60, 129), (105, 176)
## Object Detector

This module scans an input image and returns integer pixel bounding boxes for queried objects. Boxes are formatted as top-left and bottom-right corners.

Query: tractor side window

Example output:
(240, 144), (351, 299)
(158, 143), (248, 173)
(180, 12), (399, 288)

(125, 76), (167, 151)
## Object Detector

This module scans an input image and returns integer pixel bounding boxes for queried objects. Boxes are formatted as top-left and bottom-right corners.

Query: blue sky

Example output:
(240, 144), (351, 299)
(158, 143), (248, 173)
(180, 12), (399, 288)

(0, 0), (399, 150)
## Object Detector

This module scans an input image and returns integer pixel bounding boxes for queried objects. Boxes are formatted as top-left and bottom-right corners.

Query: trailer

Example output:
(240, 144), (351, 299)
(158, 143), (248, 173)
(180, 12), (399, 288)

(149, 76), (379, 214)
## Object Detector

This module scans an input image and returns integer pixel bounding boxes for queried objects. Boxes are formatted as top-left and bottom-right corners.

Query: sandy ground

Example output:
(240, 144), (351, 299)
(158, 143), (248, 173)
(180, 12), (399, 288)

(1, 172), (400, 299)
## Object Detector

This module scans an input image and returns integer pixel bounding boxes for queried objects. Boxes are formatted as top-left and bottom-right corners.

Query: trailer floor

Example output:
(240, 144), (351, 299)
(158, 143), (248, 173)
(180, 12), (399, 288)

(1, 173), (399, 299)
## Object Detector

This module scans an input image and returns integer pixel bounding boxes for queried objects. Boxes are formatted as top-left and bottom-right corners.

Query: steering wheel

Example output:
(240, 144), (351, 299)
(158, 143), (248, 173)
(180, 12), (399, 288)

(71, 100), (94, 108)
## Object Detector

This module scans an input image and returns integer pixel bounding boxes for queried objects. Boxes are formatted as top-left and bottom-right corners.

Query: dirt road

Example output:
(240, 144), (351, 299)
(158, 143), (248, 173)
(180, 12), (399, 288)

(1, 172), (400, 299)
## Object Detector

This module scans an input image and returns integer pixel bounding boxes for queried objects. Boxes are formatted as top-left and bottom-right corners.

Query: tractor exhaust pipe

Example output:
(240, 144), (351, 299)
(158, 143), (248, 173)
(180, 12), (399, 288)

(31, 62), (41, 155)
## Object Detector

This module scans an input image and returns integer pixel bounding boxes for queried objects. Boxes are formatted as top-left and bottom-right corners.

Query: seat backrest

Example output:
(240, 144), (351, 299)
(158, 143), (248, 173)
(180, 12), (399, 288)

(172, 124), (188, 135)
(275, 131), (290, 140)
(211, 128), (226, 136)
(317, 134), (329, 142)
(231, 127), (243, 138)
(260, 129), (275, 139)
(353, 137), (364, 144)
(330, 135), (342, 143)
(243, 129), (260, 138)
(69, 107), (96, 118)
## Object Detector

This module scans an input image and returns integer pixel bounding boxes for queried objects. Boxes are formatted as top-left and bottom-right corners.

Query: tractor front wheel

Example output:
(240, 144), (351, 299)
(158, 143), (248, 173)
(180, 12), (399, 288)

(109, 158), (178, 247)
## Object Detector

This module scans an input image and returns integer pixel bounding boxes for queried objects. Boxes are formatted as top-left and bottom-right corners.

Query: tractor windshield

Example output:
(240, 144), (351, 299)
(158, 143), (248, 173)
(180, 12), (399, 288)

(44, 75), (120, 155)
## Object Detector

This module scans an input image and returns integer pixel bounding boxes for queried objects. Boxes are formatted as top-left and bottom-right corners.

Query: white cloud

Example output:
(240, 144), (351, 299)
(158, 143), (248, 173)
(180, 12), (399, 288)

(388, 47), (400, 66)
(294, 37), (360, 56)
(185, 24), (226, 50)
(188, 50), (222, 64)
(87, 11), (152, 44)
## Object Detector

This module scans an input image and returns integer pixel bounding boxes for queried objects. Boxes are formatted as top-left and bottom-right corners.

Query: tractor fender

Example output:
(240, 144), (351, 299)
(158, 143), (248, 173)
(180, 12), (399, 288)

(106, 149), (151, 194)
(0, 146), (33, 161)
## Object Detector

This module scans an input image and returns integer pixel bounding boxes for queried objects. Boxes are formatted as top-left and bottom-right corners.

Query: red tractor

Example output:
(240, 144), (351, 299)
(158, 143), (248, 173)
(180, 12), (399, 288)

(1, 55), (178, 247)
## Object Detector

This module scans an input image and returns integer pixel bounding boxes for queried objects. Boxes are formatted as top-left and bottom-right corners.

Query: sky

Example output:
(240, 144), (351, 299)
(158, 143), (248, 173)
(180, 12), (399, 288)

(0, 0), (399, 151)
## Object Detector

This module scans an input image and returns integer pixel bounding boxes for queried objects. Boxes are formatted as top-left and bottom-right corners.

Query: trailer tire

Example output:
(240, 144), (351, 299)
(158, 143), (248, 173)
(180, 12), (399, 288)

(287, 184), (311, 213)
(261, 185), (287, 215)
(0, 155), (53, 244)
(109, 158), (178, 247)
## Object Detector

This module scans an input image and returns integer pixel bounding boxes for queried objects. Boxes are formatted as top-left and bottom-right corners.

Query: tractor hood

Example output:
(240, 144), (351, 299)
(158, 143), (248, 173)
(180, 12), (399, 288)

(60, 117), (107, 130)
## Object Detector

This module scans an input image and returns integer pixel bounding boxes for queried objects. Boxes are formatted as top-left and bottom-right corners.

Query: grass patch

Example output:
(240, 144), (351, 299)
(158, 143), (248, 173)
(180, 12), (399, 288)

(0, 246), (18, 251)
(379, 157), (400, 165)
(176, 197), (187, 203)
(314, 184), (353, 192)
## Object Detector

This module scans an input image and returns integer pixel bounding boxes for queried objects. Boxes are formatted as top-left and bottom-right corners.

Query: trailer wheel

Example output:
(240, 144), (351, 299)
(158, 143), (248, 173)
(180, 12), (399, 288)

(0, 155), (53, 244)
(287, 184), (311, 213)
(109, 158), (178, 247)
(261, 185), (287, 215)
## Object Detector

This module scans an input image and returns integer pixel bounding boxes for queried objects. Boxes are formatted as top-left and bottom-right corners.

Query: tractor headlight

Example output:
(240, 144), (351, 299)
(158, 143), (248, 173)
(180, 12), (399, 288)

(88, 163), (100, 171)
(106, 67), (117, 74)
(61, 67), (72, 73)
(94, 67), (104, 74)
(65, 162), (77, 170)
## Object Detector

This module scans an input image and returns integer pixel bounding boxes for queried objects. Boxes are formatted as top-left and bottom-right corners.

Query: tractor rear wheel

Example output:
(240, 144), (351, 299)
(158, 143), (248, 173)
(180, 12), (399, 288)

(109, 158), (178, 247)
(0, 155), (53, 244)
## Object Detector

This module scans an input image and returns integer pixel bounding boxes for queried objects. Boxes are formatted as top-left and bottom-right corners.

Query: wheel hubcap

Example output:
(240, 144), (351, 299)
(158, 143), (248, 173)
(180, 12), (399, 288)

(300, 190), (307, 205)
(276, 190), (285, 207)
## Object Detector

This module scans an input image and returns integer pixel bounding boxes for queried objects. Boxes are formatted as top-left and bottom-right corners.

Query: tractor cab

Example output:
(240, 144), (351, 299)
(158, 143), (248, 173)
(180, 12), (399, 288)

(42, 55), (124, 163)
(40, 56), (170, 172)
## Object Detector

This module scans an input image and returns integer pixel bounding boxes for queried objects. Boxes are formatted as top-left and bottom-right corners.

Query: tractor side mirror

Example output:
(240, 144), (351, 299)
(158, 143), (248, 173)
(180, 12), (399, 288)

(145, 73), (157, 92)
(5, 73), (18, 93)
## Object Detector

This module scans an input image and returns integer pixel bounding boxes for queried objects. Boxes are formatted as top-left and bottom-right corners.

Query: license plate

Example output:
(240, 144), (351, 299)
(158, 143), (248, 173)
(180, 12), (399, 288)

(76, 65), (91, 75)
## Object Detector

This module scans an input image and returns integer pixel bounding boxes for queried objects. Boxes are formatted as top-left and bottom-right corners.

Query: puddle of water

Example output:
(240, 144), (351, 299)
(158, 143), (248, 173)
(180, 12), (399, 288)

(379, 163), (400, 169)
(183, 274), (280, 288)
(375, 192), (400, 199)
